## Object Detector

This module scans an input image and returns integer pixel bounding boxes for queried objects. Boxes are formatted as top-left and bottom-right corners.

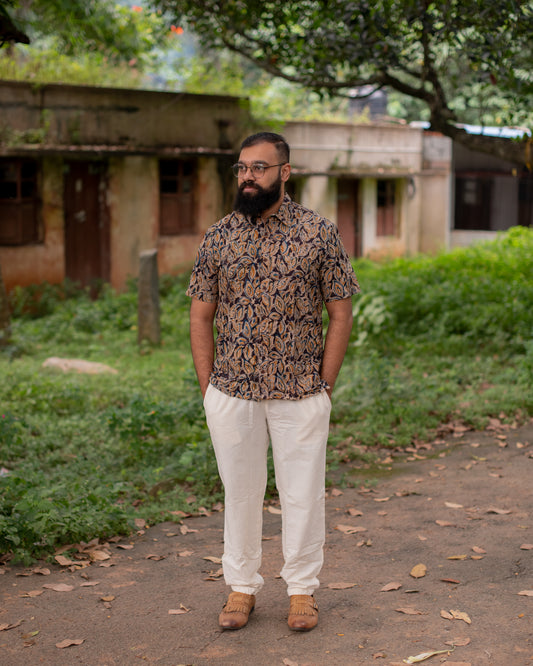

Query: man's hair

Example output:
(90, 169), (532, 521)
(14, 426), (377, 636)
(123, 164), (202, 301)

(240, 132), (290, 163)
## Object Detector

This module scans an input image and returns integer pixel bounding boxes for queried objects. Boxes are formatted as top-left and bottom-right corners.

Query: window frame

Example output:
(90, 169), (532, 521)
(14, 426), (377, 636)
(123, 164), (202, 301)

(0, 158), (42, 246)
(159, 158), (196, 236)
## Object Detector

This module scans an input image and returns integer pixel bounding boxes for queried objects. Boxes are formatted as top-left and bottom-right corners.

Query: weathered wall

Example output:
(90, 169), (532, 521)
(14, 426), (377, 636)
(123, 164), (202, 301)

(0, 81), (249, 150)
(107, 156), (159, 289)
(0, 156), (64, 291)
(157, 157), (224, 275)
(284, 121), (423, 175)
(283, 121), (453, 259)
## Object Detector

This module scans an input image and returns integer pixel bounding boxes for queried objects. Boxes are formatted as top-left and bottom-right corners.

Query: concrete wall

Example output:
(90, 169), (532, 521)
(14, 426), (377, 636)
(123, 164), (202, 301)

(0, 81), (249, 150)
(0, 81), (246, 291)
(1, 156), (64, 291)
(283, 121), (452, 259)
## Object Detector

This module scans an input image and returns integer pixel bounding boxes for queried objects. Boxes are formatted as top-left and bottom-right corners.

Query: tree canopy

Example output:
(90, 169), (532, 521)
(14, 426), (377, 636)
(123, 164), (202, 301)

(153, 0), (533, 166)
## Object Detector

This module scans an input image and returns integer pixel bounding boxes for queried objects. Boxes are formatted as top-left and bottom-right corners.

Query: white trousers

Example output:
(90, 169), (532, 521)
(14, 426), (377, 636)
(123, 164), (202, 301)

(203, 384), (331, 597)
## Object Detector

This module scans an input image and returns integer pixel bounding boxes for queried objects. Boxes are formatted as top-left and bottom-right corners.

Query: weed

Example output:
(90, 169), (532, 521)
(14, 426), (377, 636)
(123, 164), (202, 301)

(1, 228), (532, 562)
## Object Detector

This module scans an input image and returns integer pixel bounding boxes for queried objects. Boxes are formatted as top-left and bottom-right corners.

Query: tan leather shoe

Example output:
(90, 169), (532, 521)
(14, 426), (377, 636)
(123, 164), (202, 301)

(218, 591), (256, 630)
(287, 594), (319, 631)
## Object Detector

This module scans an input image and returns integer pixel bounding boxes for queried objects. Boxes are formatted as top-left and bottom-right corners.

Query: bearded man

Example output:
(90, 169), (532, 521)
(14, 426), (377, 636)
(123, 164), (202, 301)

(187, 131), (360, 631)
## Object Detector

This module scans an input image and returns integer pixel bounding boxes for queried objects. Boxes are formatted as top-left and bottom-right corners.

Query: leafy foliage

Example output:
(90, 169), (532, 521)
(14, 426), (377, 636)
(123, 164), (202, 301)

(153, 0), (533, 164)
(1, 228), (533, 562)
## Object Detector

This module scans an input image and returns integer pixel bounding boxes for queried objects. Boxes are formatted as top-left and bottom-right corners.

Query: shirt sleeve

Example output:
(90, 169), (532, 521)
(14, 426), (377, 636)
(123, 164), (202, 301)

(186, 226), (220, 302)
(319, 221), (361, 302)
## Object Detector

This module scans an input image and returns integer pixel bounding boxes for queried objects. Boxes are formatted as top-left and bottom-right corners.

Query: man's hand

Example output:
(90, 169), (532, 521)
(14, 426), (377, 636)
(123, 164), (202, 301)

(321, 297), (354, 399)
(189, 298), (217, 397)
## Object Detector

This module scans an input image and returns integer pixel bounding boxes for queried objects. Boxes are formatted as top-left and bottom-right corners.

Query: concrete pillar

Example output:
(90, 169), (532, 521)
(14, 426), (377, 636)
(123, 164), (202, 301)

(137, 249), (161, 346)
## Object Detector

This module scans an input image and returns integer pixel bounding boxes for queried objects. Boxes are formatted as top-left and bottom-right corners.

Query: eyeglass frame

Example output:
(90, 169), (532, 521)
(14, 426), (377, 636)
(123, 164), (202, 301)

(231, 162), (287, 178)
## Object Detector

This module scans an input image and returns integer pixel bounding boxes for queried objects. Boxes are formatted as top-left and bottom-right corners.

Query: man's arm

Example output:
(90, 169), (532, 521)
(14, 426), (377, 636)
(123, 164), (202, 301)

(320, 297), (354, 399)
(190, 297), (218, 397)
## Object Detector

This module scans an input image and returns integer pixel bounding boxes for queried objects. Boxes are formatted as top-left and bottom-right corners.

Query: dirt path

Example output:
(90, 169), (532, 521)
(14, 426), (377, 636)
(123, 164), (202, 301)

(1, 422), (532, 665)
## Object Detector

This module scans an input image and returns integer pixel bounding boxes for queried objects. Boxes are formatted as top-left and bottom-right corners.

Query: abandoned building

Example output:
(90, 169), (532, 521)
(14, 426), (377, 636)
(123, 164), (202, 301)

(0, 80), (530, 292)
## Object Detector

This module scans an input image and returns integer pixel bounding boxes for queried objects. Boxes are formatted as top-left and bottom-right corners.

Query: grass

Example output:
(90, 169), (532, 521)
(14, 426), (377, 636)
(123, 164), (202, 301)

(1, 226), (532, 563)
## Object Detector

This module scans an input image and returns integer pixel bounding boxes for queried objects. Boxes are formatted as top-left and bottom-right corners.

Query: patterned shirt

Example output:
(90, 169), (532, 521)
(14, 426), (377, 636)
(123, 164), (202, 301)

(187, 194), (360, 400)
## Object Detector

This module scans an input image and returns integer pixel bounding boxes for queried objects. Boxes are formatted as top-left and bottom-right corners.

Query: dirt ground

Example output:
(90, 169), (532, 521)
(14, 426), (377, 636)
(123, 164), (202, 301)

(1, 420), (532, 666)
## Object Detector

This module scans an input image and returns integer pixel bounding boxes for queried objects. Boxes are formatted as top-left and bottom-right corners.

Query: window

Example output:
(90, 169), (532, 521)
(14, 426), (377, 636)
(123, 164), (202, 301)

(0, 159), (41, 245)
(376, 179), (397, 236)
(454, 176), (492, 230)
(159, 159), (195, 235)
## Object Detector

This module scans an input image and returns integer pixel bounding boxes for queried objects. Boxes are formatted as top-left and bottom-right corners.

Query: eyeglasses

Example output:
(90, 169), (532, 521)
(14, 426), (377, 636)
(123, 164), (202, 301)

(232, 162), (286, 178)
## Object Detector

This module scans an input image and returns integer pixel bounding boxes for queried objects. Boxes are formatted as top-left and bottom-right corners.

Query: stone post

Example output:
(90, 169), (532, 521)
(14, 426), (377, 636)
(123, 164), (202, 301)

(137, 249), (161, 346)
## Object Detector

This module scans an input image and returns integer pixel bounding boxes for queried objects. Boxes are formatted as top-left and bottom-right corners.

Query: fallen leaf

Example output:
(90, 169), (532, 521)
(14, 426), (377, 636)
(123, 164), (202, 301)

(410, 563), (427, 579)
(100, 595), (115, 602)
(403, 649), (453, 663)
(449, 609), (472, 624)
(447, 554), (468, 560)
(472, 546), (486, 554)
(327, 582), (357, 589)
(357, 538), (373, 547)
(441, 578), (461, 585)
(518, 590), (533, 597)
(486, 507), (511, 515)
(283, 659), (299, 666)
(169, 604), (190, 615)
(79, 582), (100, 587)
(56, 638), (84, 649)
(347, 508), (363, 516)
(55, 555), (76, 566)
(21, 590), (44, 597)
(440, 610), (454, 620)
(204, 567), (224, 580)
(445, 502), (464, 509)
(21, 630), (39, 639)
(116, 544), (134, 550)
(381, 582), (402, 592)
(88, 550), (110, 562)
(180, 525), (199, 534)
(436, 520), (456, 527)
(267, 505), (282, 514)
(395, 607), (423, 615)
(178, 550), (194, 557)
(470, 555), (484, 561)
(330, 488), (343, 497)
(374, 497), (390, 503)
(373, 651), (386, 659)
(146, 554), (165, 561)
(335, 524), (367, 535)
(43, 583), (74, 592)
(520, 544), (533, 550)
(0, 620), (22, 631)
(32, 568), (50, 576)
(203, 556), (222, 564)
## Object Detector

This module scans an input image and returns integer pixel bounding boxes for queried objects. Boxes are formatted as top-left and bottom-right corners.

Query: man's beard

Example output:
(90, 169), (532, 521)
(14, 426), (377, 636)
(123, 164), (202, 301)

(234, 175), (282, 220)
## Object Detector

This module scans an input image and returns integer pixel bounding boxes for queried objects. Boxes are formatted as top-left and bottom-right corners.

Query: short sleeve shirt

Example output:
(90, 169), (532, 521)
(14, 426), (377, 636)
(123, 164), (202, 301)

(187, 194), (360, 400)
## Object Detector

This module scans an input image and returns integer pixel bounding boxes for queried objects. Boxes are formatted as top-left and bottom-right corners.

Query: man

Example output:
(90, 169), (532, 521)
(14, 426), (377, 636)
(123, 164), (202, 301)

(187, 131), (359, 632)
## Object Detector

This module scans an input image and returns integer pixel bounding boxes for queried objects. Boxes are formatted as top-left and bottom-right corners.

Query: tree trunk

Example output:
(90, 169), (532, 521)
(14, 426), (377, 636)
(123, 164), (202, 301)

(436, 122), (531, 169)
(0, 260), (11, 348)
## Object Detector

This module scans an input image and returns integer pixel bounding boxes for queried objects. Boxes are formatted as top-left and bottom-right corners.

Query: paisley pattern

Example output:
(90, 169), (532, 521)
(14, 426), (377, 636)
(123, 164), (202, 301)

(187, 195), (360, 400)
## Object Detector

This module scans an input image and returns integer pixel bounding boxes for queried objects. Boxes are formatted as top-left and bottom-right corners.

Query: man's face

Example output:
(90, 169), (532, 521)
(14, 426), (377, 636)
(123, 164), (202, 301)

(233, 142), (288, 219)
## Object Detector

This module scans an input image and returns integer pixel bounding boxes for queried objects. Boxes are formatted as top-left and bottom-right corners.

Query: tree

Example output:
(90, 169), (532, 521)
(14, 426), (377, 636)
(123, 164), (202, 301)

(153, 0), (533, 167)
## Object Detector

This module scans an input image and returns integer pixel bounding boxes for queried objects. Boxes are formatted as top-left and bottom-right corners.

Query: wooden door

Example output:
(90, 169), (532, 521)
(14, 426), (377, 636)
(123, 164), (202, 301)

(336, 179), (361, 257)
(64, 161), (110, 288)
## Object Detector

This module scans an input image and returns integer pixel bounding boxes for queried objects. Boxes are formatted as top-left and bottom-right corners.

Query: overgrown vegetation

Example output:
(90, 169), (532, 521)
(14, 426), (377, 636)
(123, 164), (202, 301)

(1, 227), (532, 563)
